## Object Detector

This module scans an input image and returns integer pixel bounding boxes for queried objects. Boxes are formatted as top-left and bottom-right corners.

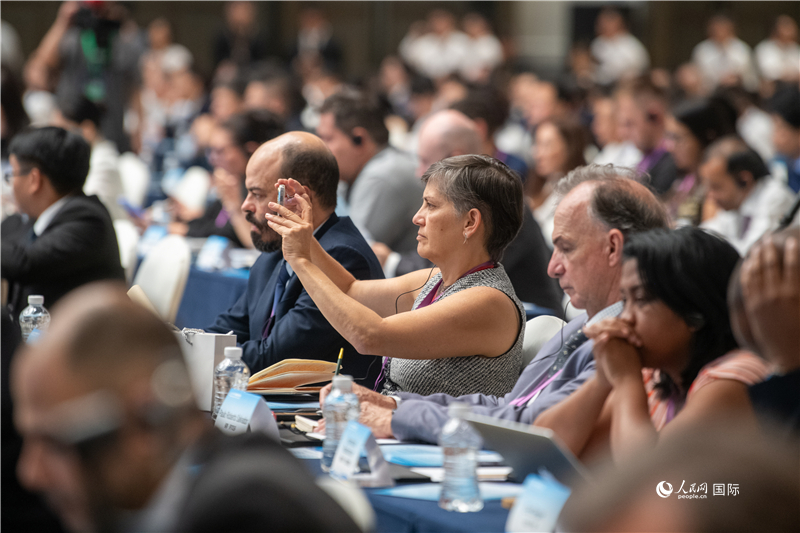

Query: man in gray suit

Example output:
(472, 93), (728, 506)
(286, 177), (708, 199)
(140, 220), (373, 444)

(321, 164), (669, 444)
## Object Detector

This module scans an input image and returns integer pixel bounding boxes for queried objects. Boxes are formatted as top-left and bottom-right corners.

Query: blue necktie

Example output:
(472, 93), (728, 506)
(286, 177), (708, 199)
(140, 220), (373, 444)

(262, 261), (290, 339)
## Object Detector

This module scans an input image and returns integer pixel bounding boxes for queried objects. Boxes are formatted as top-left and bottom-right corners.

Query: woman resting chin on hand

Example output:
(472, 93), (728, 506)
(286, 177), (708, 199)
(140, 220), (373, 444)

(533, 227), (771, 462)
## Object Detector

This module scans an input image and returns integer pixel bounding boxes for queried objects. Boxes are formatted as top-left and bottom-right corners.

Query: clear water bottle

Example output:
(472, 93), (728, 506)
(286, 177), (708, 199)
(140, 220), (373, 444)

(19, 295), (50, 343)
(439, 402), (483, 512)
(212, 347), (250, 420)
(321, 375), (359, 472)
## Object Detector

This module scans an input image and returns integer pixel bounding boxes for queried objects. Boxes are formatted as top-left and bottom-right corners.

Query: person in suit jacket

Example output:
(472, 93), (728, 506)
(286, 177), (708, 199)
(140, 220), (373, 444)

(12, 283), (360, 533)
(1, 127), (124, 318)
(206, 132), (384, 385)
(318, 165), (669, 444)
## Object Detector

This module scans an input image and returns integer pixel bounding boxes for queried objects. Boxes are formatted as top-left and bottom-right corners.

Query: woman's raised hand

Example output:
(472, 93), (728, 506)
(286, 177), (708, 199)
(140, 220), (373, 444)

(265, 184), (314, 264)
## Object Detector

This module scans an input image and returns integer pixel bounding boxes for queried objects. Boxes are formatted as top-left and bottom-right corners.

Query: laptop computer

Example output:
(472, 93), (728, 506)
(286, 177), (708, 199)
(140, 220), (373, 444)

(463, 412), (590, 487)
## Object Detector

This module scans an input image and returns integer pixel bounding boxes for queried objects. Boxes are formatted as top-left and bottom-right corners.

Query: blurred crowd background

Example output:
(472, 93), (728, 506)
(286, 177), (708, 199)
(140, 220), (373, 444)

(1, 1), (798, 255)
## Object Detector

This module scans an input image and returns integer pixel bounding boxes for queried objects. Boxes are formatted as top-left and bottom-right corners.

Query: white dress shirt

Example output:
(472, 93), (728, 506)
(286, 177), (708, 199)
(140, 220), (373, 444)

(591, 33), (650, 85)
(32, 196), (70, 236)
(701, 176), (795, 255)
(754, 39), (800, 81)
(692, 38), (759, 91)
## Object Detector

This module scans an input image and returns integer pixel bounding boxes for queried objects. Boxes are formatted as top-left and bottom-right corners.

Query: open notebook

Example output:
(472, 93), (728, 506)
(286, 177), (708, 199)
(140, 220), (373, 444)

(247, 359), (337, 394)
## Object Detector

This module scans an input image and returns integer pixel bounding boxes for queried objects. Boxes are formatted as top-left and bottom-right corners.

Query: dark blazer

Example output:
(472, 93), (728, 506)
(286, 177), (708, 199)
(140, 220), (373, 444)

(1, 194), (125, 316)
(646, 151), (680, 197)
(174, 431), (360, 533)
(397, 205), (563, 315)
(206, 214), (384, 386)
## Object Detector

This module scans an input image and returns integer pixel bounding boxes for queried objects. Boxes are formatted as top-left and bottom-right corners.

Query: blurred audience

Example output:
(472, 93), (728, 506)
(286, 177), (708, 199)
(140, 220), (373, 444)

(699, 136), (793, 254)
(169, 110), (284, 248)
(460, 12), (504, 84)
(52, 94), (127, 221)
(616, 78), (679, 195)
(528, 118), (587, 247)
(1, 127), (124, 317)
(755, 15), (800, 85)
(769, 86), (800, 193)
(400, 10), (469, 82)
(318, 91), (422, 253)
(213, 1), (270, 75)
(692, 13), (759, 92)
(590, 8), (650, 86)
(590, 94), (642, 168)
(663, 97), (737, 226)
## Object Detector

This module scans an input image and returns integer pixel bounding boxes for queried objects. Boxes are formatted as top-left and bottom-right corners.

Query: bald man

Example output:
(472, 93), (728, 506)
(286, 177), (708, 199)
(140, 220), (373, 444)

(380, 109), (563, 313)
(206, 132), (384, 382)
(12, 283), (360, 532)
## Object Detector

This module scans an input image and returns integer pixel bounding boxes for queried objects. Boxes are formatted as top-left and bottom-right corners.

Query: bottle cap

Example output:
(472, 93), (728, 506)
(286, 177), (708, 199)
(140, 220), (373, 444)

(28, 295), (44, 305)
(224, 346), (243, 359)
(332, 374), (353, 392)
(448, 402), (471, 419)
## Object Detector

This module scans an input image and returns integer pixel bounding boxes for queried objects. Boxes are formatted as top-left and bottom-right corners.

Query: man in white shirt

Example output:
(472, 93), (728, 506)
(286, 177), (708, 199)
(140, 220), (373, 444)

(399, 10), (469, 81)
(755, 15), (800, 84)
(590, 8), (649, 86)
(692, 14), (759, 92)
(700, 136), (794, 254)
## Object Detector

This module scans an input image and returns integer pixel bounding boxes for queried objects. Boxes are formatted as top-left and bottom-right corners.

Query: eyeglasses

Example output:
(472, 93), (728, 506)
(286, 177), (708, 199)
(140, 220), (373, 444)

(3, 167), (32, 184)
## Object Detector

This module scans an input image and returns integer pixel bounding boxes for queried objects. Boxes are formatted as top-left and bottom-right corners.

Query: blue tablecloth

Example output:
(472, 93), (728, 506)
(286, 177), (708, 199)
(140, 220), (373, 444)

(367, 493), (508, 533)
(175, 267), (249, 329)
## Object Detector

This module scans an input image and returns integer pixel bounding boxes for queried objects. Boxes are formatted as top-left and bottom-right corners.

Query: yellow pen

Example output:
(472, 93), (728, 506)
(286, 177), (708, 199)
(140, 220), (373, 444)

(334, 348), (344, 375)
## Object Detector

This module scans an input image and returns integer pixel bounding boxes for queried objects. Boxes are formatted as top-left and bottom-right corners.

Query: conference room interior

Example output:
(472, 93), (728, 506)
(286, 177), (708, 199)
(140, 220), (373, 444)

(1, 1), (799, 532)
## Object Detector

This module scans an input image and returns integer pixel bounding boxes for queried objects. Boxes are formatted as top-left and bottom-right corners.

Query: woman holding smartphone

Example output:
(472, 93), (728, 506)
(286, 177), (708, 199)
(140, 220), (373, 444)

(267, 155), (526, 398)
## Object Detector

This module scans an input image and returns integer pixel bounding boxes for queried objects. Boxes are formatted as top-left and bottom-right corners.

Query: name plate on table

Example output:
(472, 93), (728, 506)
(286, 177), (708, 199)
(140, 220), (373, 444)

(330, 421), (393, 488)
(215, 390), (279, 441)
(506, 473), (571, 533)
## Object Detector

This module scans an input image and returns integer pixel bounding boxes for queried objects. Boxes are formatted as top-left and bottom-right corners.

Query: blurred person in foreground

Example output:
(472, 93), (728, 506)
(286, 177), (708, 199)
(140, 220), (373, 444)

(534, 227), (770, 461)
(699, 136), (793, 254)
(376, 109), (562, 314)
(316, 165), (669, 443)
(205, 132), (383, 383)
(317, 91), (423, 253)
(1, 127), (123, 318)
(733, 227), (800, 435)
(269, 155), (527, 398)
(561, 426), (799, 532)
(12, 282), (360, 533)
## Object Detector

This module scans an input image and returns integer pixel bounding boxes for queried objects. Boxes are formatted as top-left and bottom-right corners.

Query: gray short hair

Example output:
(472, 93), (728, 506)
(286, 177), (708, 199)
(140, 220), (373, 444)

(555, 164), (669, 236)
(422, 155), (523, 262)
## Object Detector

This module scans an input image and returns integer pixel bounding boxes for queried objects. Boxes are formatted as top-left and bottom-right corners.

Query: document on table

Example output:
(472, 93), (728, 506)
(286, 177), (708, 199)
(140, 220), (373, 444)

(409, 466), (513, 483)
(374, 482), (523, 501)
(379, 444), (504, 467)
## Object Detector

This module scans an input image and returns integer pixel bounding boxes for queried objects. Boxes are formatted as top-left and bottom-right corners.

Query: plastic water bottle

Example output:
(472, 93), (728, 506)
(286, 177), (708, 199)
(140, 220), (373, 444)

(321, 375), (359, 472)
(439, 402), (484, 512)
(19, 295), (50, 343)
(212, 347), (250, 420)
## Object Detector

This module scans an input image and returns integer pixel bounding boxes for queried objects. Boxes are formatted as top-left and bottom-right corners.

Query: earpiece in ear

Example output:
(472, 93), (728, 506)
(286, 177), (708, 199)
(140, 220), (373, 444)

(686, 312), (705, 330)
(352, 135), (363, 146)
(734, 173), (748, 189)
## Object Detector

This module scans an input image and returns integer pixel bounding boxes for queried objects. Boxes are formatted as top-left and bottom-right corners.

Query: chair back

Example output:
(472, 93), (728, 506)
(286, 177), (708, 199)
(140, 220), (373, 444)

(118, 152), (150, 208)
(132, 235), (190, 323)
(521, 315), (567, 371)
(113, 219), (140, 283)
